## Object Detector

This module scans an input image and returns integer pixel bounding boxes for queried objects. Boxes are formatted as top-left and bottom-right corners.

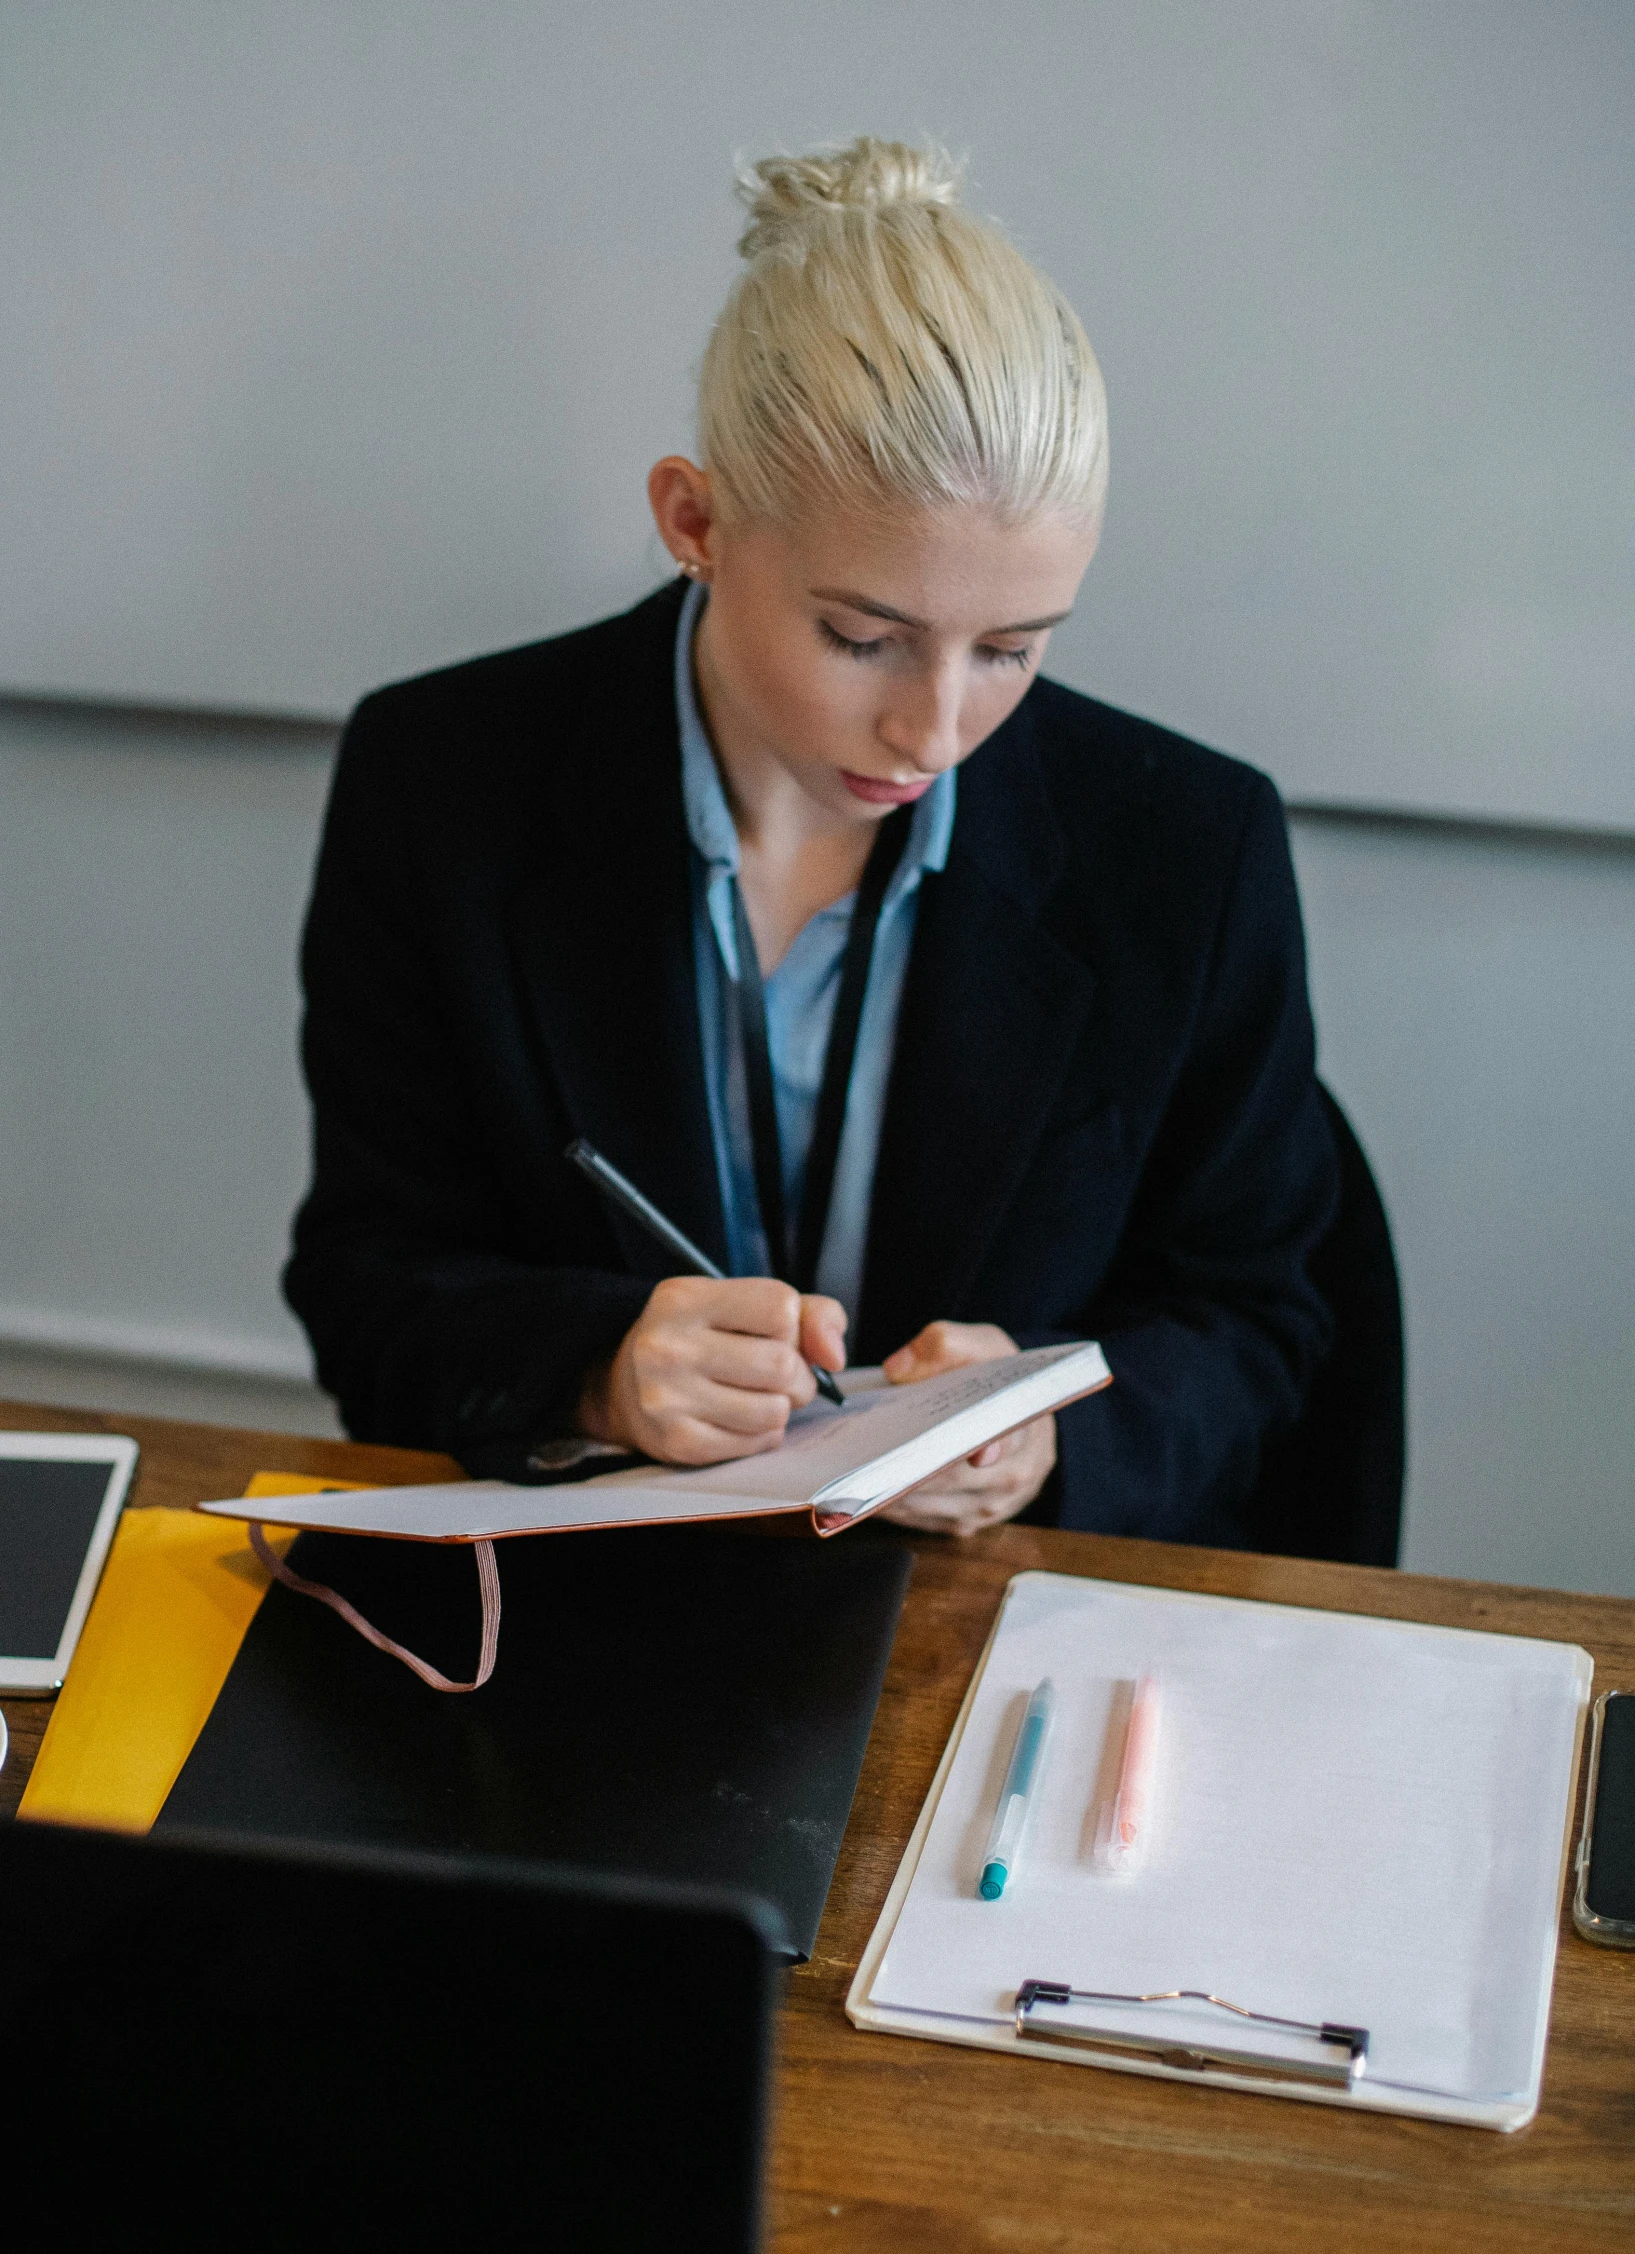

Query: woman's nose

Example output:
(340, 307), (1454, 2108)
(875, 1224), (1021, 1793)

(877, 672), (964, 772)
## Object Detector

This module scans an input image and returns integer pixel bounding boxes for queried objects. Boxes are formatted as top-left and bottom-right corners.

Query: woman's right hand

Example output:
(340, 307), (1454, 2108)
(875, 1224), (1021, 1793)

(575, 1276), (847, 1466)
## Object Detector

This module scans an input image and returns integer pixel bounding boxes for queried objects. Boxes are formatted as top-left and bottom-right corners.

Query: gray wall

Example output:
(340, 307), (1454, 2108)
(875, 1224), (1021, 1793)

(0, 700), (327, 1378)
(1291, 815), (1635, 1594)
(4, 1), (1633, 825)
(3, 698), (1631, 1594)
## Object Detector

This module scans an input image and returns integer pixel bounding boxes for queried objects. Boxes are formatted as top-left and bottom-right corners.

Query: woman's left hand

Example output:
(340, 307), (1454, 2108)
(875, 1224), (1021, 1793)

(875, 1321), (1057, 1537)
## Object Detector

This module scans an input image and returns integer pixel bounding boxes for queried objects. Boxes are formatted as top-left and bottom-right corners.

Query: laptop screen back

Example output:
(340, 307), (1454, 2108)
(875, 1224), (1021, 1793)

(0, 1822), (778, 2250)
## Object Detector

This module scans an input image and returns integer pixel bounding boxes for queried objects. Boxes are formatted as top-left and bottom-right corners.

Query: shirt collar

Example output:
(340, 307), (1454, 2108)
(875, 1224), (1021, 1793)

(674, 578), (956, 903)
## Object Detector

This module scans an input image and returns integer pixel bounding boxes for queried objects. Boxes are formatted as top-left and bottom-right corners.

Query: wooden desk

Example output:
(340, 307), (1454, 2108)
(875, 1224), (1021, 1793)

(4, 1397), (1633, 2250)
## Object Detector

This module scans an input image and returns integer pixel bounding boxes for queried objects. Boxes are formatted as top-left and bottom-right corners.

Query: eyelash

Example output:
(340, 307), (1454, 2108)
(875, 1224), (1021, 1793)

(818, 619), (1035, 670)
(818, 620), (884, 659)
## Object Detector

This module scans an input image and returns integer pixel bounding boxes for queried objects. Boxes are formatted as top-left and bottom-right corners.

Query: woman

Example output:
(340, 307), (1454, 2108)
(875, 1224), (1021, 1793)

(286, 139), (1336, 1547)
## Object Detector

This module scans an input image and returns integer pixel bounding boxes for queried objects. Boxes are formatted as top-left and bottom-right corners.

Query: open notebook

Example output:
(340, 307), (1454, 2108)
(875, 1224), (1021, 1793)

(197, 1342), (1110, 1542)
(849, 1570), (1591, 2131)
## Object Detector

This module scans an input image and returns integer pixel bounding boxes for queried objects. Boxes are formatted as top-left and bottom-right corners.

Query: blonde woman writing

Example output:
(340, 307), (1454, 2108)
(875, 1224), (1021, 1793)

(286, 141), (1337, 1546)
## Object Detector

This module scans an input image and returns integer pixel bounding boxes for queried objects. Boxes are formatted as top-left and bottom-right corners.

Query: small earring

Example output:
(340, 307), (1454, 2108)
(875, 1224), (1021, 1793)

(679, 560), (701, 579)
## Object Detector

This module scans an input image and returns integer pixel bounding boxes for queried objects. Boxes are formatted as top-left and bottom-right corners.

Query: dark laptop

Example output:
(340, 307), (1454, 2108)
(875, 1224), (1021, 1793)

(0, 1819), (779, 2250)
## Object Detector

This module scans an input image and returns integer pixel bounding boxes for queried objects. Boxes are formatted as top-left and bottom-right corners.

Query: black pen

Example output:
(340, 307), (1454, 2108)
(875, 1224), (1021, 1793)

(566, 1139), (846, 1405)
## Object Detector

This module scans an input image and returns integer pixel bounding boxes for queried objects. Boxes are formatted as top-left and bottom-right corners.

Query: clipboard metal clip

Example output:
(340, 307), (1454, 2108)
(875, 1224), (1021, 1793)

(1014, 1981), (1370, 2090)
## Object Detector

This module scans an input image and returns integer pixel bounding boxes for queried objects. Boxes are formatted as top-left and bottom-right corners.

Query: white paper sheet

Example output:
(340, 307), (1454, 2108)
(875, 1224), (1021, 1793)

(866, 1573), (1589, 2108)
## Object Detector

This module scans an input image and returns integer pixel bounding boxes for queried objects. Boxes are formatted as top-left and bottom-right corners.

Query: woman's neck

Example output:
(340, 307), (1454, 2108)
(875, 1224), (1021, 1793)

(693, 612), (877, 973)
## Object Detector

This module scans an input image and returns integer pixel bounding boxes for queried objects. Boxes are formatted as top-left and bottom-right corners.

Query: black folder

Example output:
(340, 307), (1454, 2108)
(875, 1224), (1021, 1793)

(157, 1520), (911, 1959)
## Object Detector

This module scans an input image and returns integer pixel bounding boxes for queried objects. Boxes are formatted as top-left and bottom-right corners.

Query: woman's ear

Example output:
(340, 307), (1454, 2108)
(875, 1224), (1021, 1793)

(647, 457), (718, 581)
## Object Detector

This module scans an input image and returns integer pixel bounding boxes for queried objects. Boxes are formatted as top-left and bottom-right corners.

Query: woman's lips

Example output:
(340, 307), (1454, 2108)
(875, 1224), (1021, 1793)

(841, 771), (935, 806)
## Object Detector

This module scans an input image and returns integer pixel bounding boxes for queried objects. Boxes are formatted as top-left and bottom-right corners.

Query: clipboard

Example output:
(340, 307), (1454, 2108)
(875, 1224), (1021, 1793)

(847, 1571), (1591, 2130)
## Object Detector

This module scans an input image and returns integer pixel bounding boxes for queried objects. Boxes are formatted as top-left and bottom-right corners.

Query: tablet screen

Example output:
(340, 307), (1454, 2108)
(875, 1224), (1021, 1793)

(0, 1457), (124, 1661)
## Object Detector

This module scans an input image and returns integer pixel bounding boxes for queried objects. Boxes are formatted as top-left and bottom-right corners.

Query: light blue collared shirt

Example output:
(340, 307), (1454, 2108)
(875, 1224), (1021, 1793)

(675, 581), (956, 1324)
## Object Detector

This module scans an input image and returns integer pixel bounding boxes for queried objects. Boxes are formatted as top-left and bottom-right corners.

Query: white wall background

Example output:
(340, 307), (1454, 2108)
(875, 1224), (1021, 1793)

(1292, 817), (1635, 1593)
(3, 1), (1632, 824)
(0, 699), (326, 1379)
(1, 5), (1631, 1592)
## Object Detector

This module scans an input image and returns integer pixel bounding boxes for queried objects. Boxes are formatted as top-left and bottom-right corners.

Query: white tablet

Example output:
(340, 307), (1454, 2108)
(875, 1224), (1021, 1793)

(0, 1433), (138, 1692)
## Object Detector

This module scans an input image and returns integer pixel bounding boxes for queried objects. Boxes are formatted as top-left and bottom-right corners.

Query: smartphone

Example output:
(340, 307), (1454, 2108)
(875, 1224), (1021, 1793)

(1573, 1690), (1635, 1948)
(0, 1434), (138, 1693)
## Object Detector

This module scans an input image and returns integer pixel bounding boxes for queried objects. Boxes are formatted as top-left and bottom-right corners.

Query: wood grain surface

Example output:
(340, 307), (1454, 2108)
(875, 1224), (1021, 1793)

(4, 1397), (1633, 2249)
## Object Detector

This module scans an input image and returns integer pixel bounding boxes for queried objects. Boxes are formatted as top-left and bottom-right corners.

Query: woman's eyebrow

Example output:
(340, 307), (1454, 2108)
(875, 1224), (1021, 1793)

(810, 586), (1073, 634)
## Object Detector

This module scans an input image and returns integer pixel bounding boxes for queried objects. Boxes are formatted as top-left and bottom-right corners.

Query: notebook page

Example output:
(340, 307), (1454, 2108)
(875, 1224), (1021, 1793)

(868, 1573), (1587, 2105)
(198, 1346), (1106, 1536)
(586, 1341), (1106, 1508)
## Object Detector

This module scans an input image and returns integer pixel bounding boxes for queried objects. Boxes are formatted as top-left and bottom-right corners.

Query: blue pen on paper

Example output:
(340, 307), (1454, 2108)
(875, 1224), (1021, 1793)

(979, 1679), (1055, 1900)
(565, 1139), (845, 1406)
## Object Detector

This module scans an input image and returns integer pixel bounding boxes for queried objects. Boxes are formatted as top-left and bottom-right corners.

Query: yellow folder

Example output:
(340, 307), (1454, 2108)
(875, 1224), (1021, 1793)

(17, 1475), (365, 1834)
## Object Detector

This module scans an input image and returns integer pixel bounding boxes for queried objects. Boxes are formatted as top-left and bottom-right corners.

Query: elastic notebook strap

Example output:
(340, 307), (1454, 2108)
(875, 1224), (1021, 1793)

(249, 1524), (501, 1693)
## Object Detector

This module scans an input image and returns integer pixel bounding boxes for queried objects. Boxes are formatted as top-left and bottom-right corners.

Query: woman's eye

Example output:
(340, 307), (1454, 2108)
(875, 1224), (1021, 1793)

(819, 619), (889, 659)
(979, 643), (1035, 671)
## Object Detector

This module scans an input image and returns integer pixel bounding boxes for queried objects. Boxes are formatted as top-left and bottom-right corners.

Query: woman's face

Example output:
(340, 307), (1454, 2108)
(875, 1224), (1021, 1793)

(655, 468), (1099, 826)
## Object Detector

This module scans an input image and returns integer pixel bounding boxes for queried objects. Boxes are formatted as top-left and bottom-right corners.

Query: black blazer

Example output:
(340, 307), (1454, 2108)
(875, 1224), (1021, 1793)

(286, 579), (1338, 1547)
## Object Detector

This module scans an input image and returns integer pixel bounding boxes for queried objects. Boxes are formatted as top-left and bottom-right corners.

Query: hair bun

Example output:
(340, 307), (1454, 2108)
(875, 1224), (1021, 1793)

(735, 137), (962, 259)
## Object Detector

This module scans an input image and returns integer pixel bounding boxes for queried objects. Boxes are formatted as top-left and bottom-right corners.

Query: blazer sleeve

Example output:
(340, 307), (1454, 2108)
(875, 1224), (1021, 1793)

(1025, 775), (1338, 1545)
(282, 696), (651, 1470)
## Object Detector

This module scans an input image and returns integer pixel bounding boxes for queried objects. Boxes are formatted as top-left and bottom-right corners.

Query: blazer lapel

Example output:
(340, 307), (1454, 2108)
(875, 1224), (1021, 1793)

(504, 584), (731, 1277)
(858, 701), (1097, 1358)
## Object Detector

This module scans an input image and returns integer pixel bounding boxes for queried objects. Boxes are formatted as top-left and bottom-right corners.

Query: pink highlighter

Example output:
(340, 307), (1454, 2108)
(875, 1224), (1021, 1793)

(1093, 1675), (1162, 1875)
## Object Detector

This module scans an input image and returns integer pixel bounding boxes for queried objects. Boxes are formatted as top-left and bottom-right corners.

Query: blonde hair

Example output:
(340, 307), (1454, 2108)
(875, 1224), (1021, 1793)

(698, 138), (1108, 530)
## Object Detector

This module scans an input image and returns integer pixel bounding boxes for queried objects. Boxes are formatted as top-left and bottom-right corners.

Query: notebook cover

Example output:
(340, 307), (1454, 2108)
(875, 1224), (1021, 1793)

(156, 1520), (911, 1960)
